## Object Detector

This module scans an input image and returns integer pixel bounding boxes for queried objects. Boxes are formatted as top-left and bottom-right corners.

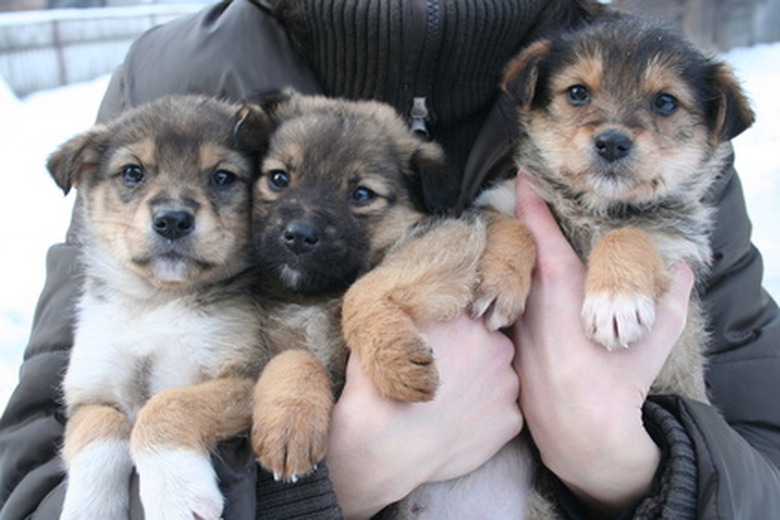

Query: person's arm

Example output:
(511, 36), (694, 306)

(511, 174), (693, 517)
(327, 314), (524, 520)
(513, 167), (780, 518)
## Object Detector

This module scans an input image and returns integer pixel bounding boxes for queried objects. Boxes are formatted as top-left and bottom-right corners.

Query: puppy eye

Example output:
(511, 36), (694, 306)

(210, 169), (237, 188)
(350, 186), (377, 206)
(267, 170), (290, 191)
(653, 93), (679, 116)
(122, 164), (145, 187)
(566, 85), (590, 106)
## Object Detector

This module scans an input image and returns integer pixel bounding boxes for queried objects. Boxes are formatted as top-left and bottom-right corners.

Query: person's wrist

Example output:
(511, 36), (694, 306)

(327, 383), (426, 519)
(548, 409), (661, 516)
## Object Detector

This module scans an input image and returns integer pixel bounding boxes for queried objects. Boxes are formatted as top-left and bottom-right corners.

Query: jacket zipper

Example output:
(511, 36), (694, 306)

(406, 0), (442, 138)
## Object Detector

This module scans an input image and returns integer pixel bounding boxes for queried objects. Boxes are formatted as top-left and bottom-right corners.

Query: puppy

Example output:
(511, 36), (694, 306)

(233, 91), (533, 482)
(49, 96), (270, 520)
(457, 15), (752, 520)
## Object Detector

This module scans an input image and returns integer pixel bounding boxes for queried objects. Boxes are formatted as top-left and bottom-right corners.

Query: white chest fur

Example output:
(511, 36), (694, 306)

(63, 285), (256, 420)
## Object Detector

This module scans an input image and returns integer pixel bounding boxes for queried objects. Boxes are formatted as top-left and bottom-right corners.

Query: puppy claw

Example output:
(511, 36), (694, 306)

(471, 283), (528, 332)
(582, 292), (655, 350)
(252, 405), (329, 482)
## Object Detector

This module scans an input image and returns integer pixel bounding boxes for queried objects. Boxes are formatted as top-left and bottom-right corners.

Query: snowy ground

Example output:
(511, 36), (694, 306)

(1, 43), (779, 412)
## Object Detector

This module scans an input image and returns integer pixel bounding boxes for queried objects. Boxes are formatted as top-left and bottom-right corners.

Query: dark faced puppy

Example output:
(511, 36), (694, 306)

(233, 91), (532, 481)
(49, 96), (271, 520)
(246, 94), (443, 295)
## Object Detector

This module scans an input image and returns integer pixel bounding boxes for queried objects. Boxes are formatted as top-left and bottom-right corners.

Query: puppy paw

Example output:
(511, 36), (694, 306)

(582, 291), (655, 350)
(471, 215), (535, 331)
(252, 408), (329, 483)
(61, 440), (133, 520)
(134, 448), (223, 520)
(471, 275), (530, 332)
(368, 330), (440, 402)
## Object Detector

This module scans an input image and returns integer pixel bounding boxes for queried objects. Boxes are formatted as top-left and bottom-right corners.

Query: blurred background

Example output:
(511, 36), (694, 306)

(1, 0), (779, 411)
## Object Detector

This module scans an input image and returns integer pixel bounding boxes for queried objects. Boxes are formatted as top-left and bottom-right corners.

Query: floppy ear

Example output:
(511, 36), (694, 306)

(233, 88), (298, 153)
(709, 63), (755, 141)
(233, 103), (275, 154)
(46, 127), (104, 195)
(407, 142), (457, 215)
(502, 39), (553, 110)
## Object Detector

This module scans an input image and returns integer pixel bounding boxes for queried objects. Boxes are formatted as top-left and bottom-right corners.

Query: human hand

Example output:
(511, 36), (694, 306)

(327, 313), (522, 519)
(512, 174), (694, 515)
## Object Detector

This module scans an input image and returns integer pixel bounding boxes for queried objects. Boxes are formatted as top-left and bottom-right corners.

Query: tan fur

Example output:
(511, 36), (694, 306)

(585, 227), (670, 297)
(131, 377), (255, 454)
(252, 350), (334, 478)
(235, 91), (531, 480)
(62, 404), (132, 463)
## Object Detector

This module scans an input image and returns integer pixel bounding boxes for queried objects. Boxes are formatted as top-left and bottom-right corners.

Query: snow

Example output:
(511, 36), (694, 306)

(1, 43), (779, 412)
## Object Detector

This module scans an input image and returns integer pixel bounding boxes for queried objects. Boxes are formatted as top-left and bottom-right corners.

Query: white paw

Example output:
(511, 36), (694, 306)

(582, 292), (655, 350)
(61, 440), (133, 520)
(134, 448), (223, 520)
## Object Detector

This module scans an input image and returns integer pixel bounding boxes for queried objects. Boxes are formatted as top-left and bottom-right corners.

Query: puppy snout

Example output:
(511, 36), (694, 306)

(153, 210), (195, 240)
(283, 220), (321, 254)
(595, 130), (633, 162)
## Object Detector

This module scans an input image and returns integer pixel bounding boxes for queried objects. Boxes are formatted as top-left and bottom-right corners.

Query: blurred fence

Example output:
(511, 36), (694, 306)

(0, 3), (205, 97)
(612, 0), (780, 51)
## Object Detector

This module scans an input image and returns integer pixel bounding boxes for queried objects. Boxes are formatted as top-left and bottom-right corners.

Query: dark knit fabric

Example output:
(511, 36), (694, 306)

(273, 0), (544, 206)
(255, 464), (342, 519)
(634, 401), (698, 519)
(278, 0), (537, 125)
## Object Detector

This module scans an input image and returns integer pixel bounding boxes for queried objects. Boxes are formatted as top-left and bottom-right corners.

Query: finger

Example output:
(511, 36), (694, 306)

(514, 172), (581, 269)
(634, 262), (694, 362)
(655, 262), (694, 329)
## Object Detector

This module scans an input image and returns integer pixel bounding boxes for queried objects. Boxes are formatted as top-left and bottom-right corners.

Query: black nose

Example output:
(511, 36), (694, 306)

(283, 220), (321, 254)
(153, 210), (195, 240)
(595, 130), (633, 162)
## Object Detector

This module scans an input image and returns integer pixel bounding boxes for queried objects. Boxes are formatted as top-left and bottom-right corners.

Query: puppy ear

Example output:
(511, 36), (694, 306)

(233, 103), (275, 154)
(407, 142), (457, 215)
(46, 128), (104, 195)
(709, 63), (755, 141)
(502, 39), (552, 109)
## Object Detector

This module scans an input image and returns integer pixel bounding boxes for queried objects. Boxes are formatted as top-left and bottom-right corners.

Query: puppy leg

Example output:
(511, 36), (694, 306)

(252, 349), (333, 482)
(61, 404), (133, 520)
(343, 218), (485, 402)
(130, 376), (254, 520)
(472, 210), (536, 331)
(582, 227), (670, 350)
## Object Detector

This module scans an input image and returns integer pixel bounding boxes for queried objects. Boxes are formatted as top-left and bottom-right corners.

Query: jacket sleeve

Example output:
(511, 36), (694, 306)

(552, 150), (780, 519)
(0, 244), (78, 520)
(670, 149), (780, 518)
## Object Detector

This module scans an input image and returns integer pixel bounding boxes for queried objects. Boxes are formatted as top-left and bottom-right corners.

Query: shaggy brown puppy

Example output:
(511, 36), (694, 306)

(391, 15), (755, 520)
(48, 96), (268, 520)
(235, 91), (532, 481)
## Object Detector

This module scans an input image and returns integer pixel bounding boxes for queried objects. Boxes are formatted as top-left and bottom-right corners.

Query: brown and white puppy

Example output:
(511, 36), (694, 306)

(494, 14), (753, 396)
(444, 15), (752, 520)
(234, 91), (532, 482)
(49, 96), (269, 520)
(389, 16), (755, 520)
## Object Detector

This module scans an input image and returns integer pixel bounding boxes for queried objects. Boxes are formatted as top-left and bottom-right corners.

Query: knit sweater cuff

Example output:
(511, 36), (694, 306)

(629, 399), (698, 519)
(547, 399), (698, 519)
(255, 463), (344, 519)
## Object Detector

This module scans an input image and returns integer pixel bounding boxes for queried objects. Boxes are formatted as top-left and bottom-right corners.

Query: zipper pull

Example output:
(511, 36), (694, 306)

(409, 96), (429, 138)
